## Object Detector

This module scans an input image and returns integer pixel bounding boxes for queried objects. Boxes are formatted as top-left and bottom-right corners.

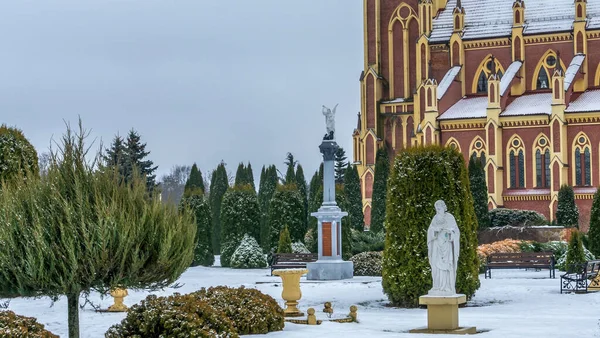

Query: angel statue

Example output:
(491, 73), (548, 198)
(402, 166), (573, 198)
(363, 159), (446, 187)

(322, 104), (338, 140)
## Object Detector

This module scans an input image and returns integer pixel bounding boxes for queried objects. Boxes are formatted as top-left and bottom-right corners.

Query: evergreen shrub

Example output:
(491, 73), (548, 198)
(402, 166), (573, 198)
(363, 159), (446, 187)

(230, 234), (267, 269)
(351, 229), (385, 255)
(180, 194), (214, 267)
(468, 155), (490, 228)
(558, 230), (590, 271)
(267, 184), (305, 250)
(0, 310), (58, 338)
(191, 286), (285, 335)
(488, 208), (547, 227)
(277, 226), (292, 254)
(587, 188), (600, 256)
(382, 146), (480, 307)
(0, 125), (39, 185)
(350, 251), (383, 276)
(370, 148), (390, 233)
(556, 185), (579, 228)
(292, 241), (310, 254)
(106, 293), (237, 338)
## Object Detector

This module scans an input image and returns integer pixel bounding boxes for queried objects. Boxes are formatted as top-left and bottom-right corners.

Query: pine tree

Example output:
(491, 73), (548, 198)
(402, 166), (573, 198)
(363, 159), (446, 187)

(259, 165), (279, 250)
(588, 189), (600, 257)
(566, 229), (586, 268)
(246, 163), (255, 191)
(284, 153), (296, 185)
(335, 184), (353, 260)
(295, 164), (309, 230)
(209, 162), (229, 254)
(334, 147), (348, 183)
(344, 164), (364, 231)
(277, 225), (293, 254)
(370, 147), (390, 233)
(382, 146), (480, 307)
(234, 162), (247, 187)
(184, 163), (205, 198)
(468, 155), (490, 228)
(124, 129), (158, 193)
(219, 184), (261, 267)
(102, 135), (126, 168)
(267, 184), (305, 251)
(0, 122), (195, 338)
(180, 193), (214, 267)
(556, 185), (579, 228)
(0, 125), (39, 186)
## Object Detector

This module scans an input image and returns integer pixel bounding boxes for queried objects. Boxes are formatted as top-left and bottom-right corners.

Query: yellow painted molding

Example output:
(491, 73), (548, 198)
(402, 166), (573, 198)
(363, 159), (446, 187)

(439, 119), (486, 130)
(464, 38), (510, 50)
(503, 194), (551, 202)
(523, 33), (572, 44)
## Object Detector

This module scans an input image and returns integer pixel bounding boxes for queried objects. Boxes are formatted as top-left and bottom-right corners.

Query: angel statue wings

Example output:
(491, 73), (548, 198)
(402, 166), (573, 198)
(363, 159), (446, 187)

(322, 104), (338, 140)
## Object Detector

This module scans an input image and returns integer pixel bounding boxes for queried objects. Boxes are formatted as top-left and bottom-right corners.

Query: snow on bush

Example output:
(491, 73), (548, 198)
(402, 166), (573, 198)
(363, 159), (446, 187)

(0, 310), (58, 338)
(230, 234), (267, 269)
(488, 208), (548, 227)
(557, 246), (595, 271)
(292, 241), (310, 254)
(350, 251), (382, 276)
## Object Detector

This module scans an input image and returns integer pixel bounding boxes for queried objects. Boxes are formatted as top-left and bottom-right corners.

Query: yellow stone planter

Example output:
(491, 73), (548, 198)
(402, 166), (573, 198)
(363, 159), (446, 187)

(107, 288), (129, 312)
(273, 268), (308, 317)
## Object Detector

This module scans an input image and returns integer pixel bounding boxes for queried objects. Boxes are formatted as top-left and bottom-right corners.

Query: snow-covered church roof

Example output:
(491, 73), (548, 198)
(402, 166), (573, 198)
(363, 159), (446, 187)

(430, 0), (600, 44)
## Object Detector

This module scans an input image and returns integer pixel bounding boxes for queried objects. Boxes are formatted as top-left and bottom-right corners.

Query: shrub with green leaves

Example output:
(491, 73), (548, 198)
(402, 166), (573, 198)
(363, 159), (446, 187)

(559, 230), (589, 271)
(267, 184), (306, 251)
(468, 155), (490, 228)
(351, 229), (385, 255)
(0, 125), (39, 185)
(488, 208), (547, 227)
(230, 234), (267, 269)
(106, 293), (237, 338)
(220, 184), (261, 267)
(191, 286), (285, 335)
(556, 185), (579, 228)
(382, 146), (480, 307)
(350, 251), (383, 276)
(587, 188), (600, 257)
(277, 226), (293, 254)
(0, 310), (58, 338)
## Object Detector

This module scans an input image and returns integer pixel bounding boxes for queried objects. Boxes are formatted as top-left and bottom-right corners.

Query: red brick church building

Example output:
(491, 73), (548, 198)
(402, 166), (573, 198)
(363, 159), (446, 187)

(353, 0), (600, 230)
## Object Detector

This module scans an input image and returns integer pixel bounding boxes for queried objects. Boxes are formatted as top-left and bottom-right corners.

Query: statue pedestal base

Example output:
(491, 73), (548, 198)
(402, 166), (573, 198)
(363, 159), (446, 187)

(307, 260), (353, 280)
(409, 294), (476, 335)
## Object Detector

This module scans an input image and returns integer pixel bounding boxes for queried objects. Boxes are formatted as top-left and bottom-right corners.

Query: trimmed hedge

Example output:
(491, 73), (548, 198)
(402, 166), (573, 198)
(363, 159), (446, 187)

(191, 286), (285, 335)
(0, 310), (58, 338)
(350, 251), (383, 276)
(382, 146), (480, 307)
(0, 125), (39, 185)
(488, 208), (547, 227)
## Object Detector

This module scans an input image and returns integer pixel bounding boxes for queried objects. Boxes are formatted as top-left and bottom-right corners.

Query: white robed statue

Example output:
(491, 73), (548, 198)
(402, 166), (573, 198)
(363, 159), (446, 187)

(427, 200), (460, 296)
(322, 104), (338, 140)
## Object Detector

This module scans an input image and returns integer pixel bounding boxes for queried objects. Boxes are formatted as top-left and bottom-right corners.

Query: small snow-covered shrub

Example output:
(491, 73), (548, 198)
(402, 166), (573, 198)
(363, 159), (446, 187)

(191, 286), (284, 335)
(489, 208), (547, 227)
(520, 240), (567, 258)
(106, 293), (237, 338)
(350, 251), (382, 276)
(220, 237), (241, 268)
(292, 241), (310, 254)
(557, 246), (595, 271)
(0, 310), (58, 338)
(230, 234), (267, 269)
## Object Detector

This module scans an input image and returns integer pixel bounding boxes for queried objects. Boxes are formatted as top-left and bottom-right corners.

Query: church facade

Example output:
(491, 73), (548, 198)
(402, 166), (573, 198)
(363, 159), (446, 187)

(353, 0), (600, 231)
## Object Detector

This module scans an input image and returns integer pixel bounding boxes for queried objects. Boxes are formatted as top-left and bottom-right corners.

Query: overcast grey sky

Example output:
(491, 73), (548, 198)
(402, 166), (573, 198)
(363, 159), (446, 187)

(0, 1), (363, 181)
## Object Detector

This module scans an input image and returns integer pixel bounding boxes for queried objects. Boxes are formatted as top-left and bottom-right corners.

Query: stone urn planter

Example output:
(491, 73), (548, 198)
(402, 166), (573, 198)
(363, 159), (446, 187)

(273, 268), (308, 317)
(107, 288), (129, 312)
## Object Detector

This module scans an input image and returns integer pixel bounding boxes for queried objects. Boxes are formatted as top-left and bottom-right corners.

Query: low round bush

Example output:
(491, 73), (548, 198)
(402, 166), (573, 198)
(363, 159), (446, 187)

(191, 286), (284, 335)
(0, 125), (39, 185)
(0, 310), (58, 338)
(489, 208), (547, 227)
(230, 234), (267, 269)
(350, 251), (382, 276)
(106, 293), (237, 338)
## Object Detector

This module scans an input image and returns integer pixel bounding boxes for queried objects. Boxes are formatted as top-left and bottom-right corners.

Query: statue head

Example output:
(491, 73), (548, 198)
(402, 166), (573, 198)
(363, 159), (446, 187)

(434, 200), (447, 215)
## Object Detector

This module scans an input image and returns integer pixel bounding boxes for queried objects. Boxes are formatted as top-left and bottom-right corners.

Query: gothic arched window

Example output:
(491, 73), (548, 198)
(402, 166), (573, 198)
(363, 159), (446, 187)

(574, 134), (592, 186)
(509, 137), (525, 188)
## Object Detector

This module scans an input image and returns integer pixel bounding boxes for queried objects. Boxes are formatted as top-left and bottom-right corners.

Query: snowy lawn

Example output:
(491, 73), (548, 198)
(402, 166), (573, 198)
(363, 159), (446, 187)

(5, 257), (600, 337)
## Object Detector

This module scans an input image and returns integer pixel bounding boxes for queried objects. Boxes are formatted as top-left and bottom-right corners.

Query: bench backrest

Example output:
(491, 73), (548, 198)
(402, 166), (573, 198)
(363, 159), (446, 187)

(487, 252), (555, 264)
(272, 253), (317, 264)
(586, 260), (600, 274)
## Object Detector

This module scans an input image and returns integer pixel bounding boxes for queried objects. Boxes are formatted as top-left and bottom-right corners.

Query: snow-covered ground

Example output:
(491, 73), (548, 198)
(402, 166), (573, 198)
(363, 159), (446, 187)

(5, 257), (600, 337)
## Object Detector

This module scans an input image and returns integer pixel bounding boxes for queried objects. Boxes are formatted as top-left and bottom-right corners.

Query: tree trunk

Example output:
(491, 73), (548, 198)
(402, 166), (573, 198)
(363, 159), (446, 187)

(67, 292), (80, 338)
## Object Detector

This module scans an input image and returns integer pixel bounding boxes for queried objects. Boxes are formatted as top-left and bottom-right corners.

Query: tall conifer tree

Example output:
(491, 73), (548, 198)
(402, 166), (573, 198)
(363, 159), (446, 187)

(370, 147), (390, 232)
(588, 189), (600, 257)
(334, 147), (348, 183)
(184, 163), (205, 197)
(296, 164), (308, 229)
(125, 129), (158, 193)
(468, 155), (490, 228)
(209, 162), (229, 253)
(246, 162), (255, 191)
(234, 163), (247, 187)
(556, 185), (579, 228)
(258, 165), (279, 249)
(284, 153), (297, 184)
(344, 164), (364, 231)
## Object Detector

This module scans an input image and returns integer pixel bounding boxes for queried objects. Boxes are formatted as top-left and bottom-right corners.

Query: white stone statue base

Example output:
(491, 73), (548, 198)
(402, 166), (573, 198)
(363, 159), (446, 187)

(307, 260), (353, 280)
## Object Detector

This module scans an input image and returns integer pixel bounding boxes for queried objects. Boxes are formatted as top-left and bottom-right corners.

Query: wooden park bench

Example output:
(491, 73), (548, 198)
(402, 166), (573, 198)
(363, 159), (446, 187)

(271, 253), (317, 275)
(484, 252), (555, 279)
(560, 260), (600, 294)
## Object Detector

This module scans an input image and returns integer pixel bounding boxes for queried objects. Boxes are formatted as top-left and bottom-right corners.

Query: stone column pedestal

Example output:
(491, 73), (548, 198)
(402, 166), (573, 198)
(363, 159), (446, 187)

(409, 294), (476, 335)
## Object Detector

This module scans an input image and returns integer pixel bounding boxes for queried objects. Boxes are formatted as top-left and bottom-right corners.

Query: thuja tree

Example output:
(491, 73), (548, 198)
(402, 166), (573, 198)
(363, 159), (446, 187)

(209, 162), (229, 253)
(258, 165), (278, 249)
(267, 184), (305, 251)
(468, 155), (490, 228)
(180, 193), (214, 267)
(344, 164), (364, 231)
(556, 185), (579, 228)
(0, 125), (39, 185)
(184, 163), (205, 197)
(566, 230), (586, 268)
(335, 184), (353, 260)
(277, 225), (293, 254)
(296, 164), (309, 230)
(382, 146), (480, 307)
(219, 184), (261, 267)
(370, 147), (390, 233)
(0, 123), (196, 338)
(588, 189), (600, 257)
(307, 171), (323, 253)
